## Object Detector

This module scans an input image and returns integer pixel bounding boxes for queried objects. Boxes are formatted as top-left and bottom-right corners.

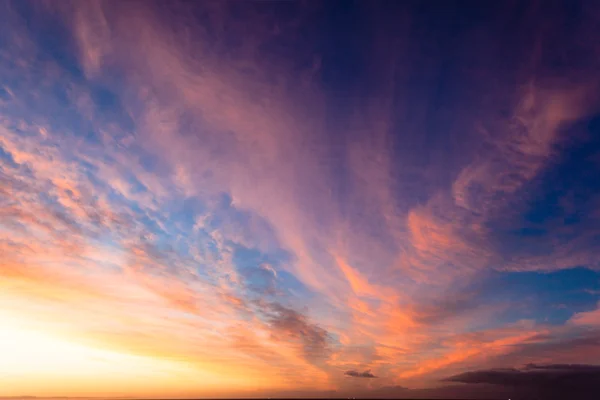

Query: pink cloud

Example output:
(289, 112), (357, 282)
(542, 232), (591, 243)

(569, 303), (600, 326)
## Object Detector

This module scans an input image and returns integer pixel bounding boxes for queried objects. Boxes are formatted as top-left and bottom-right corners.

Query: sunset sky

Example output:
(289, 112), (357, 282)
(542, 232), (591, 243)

(2, 1), (600, 399)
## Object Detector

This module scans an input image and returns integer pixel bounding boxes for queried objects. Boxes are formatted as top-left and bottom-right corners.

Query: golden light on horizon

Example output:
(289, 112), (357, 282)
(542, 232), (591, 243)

(0, 312), (245, 398)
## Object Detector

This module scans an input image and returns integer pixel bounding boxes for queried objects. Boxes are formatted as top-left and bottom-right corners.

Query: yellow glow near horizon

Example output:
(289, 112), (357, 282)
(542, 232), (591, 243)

(0, 312), (244, 397)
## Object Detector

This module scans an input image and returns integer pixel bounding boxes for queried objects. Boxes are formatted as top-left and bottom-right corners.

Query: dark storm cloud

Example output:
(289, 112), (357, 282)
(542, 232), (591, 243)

(497, 328), (600, 363)
(445, 363), (600, 399)
(525, 363), (600, 372)
(345, 369), (376, 378)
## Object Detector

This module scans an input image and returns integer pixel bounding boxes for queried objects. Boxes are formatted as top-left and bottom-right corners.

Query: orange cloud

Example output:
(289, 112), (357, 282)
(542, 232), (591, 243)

(399, 328), (544, 379)
(335, 254), (394, 299)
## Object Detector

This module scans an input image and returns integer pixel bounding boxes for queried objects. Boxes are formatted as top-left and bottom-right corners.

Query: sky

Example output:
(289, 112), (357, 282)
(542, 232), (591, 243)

(1, 0), (600, 399)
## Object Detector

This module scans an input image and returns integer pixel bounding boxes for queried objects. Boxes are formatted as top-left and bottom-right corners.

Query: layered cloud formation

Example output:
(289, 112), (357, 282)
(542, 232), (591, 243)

(2, 1), (600, 398)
